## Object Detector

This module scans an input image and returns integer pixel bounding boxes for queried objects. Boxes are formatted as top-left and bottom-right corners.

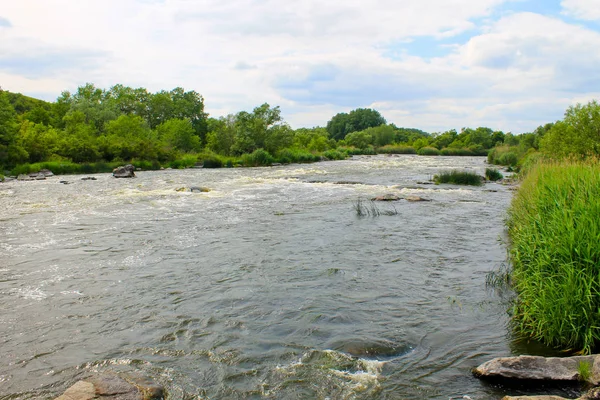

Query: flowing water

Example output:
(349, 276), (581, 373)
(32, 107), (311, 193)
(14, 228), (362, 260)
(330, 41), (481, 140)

(0, 155), (563, 399)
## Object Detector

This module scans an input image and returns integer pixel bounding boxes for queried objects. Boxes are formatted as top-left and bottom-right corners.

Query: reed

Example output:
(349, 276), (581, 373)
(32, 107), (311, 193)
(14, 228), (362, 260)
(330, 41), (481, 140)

(433, 170), (483, 186)
(417, 147), (441, 156)
(377, 145), (417, 154)
(485, 168), (503, 181)
(507, 160), (600, 354)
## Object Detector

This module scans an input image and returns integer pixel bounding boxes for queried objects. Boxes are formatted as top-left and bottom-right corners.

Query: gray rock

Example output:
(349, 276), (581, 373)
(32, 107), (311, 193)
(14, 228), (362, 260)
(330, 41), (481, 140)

(113, 164), (136, 178)
(55, 381), (95, 400)
(473, 354), (600, 384)
(39, 169), (54, 177)
(55, 373), (165, 400)
(190, 186), (211, 193)
(372, 194), (401, 201)
(60, 180), (71, 185)
(405, 196), (431, 202)
(81, 177), (97, 181)
(17, 174), (33, 181)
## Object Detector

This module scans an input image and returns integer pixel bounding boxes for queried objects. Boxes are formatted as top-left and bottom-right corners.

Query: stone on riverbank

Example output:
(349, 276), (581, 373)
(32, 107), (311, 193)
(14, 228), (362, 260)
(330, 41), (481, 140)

(113, 164), (136, 178)
(502, 387), (600, 400)
(55, 374), (164, 400)
(405, 195), (431, 202)
(474, 355), (600, 384)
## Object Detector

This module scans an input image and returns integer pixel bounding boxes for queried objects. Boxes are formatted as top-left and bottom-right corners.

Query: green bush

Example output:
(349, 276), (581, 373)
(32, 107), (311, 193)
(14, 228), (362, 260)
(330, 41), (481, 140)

(322, 149), (348, 160)
(377, 145), (417, 154)
(276, 148), (320, 164)
(440, 148), (474, 156)
(241, 148), (274, 166)
(507, 161), (600, 353)
(418, 147), (441, 156)
(485, 168), (503, 181)
(434, 170), (483, 186)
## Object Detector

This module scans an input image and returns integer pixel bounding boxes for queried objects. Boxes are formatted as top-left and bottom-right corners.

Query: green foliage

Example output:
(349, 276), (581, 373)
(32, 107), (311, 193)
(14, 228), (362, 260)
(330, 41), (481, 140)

(326, 108), (386, 140)
(578, 361), (592, 382)
(377, 145), (416, 154)
(345, 130), (372, 149)
(507, 161), (600, 354)
(417, 146), (441, 156)
(439, 148), (474, 156)
(276, 148), (320, 164)
(434, 170), (483, 186)
(322, 149), (348, 160)
(168, 154), (197, 169)
(485, 168), (503, 181)
(241, 148), (274, 167)
(542, 101), (600, 158)
(488, 145), (521, 166)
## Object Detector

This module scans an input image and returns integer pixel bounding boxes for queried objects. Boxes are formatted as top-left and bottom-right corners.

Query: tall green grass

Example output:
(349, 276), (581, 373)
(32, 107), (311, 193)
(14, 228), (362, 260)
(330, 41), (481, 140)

(507, 161), (600, 354)
(417, 147), (441, 156)
(377, 145), (417, 154)
(433, 170), (483, 186)
(485, 168), (503, 181)
(440, 148), (475, 156)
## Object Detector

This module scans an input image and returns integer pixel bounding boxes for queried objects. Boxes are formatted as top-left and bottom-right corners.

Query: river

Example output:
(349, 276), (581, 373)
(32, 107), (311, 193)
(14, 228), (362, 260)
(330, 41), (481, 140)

(0, 155), (561, 399)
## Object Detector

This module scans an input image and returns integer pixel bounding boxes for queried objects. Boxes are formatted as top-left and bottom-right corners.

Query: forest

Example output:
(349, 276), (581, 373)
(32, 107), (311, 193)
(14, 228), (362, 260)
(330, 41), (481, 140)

(0, 83), (546, 175)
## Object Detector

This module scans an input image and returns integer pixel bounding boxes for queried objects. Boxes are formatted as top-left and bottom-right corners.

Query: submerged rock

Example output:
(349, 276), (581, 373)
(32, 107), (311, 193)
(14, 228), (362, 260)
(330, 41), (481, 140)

(39, 169), (54, 177)
(17, 174), (34, 181)
(372, 194), (401, 201)
(55, 373), (164, 400)
(81, 177), (97, 181)
(503, 387), (600, 399)
(473, 354), (600, 384)
(113, 164), (136, 178)
(175, 187), (211, 193)
(405, 196), (431, 202)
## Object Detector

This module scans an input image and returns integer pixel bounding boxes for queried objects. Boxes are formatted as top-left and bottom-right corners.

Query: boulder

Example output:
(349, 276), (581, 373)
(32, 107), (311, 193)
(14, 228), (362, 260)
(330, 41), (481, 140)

(113, 164), (136, 178)
(473, 354), (600, 384)
(17, 174), (33, 181)
(502, 387), (600, 400)
(190, 186), (211, 193)
(405, 196), (431, 202)
(55, 374), (164, 400)
(39, 169), (54, 177)
(372, 194), (401, 201)
(55, 381), (95, 400)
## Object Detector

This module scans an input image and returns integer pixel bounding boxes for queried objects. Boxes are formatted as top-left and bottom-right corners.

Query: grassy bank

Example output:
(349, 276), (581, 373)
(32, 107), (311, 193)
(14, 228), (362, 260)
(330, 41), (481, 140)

(507, 160), (600, 353)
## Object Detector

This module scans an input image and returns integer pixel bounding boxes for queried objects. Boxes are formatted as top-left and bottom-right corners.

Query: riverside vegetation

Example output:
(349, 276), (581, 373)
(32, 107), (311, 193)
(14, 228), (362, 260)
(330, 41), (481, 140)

(2, 83), (521, 176)
(496, 100), (600, 354)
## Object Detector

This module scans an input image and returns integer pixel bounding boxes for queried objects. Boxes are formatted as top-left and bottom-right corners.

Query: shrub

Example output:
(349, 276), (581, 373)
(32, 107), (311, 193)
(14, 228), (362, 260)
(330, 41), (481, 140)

(507, 160), (600, 353)
(434, 170), (483, 186)
(377, 145), (417, 154)
(322, 149), (348, 160)
(241, 148), (274, 167)
(440, 148), (475, 156)
(417, 147), (441, 156)
(485, 168), (503, 181)
(276, 148), (320, 164)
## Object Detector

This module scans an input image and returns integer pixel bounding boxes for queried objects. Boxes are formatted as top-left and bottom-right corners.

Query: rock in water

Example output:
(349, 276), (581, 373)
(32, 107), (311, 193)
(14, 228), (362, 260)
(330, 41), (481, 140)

(473, 354), (600, 384)
(55, 374), (165, 400)
(39, 169), (54, 177)
(372, 194), (401, 201)
(405, 196), (431, 202)
(190, 186), (211, 193)
(113, 164), (136, 178)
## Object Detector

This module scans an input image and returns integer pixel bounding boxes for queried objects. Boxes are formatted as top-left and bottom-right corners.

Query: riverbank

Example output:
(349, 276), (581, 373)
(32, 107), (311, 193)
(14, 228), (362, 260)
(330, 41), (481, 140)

(507, 159), (600, 354)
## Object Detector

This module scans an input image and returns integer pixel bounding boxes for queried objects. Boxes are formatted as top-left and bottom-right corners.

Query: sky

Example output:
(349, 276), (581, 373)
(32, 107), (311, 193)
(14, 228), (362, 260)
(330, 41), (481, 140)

(1, 0), (599, 133)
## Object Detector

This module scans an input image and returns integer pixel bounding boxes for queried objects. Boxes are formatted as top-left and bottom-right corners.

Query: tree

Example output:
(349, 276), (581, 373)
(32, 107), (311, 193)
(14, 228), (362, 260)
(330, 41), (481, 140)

(0, 91), (28, 167)
(542, 101), (600, 158)
(326, 108), (386, 140)
(206, 116), (237, 156)
(156, 118), (200, 153)
(231, 103), (284, 155)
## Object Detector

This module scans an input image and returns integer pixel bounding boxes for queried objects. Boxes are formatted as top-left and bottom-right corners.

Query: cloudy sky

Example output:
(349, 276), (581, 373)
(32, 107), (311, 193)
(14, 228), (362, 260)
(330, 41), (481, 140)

(1, 0), (599, 133)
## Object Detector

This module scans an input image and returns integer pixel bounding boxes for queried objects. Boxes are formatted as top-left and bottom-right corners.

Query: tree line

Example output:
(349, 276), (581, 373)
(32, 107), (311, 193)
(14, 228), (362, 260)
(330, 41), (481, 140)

(1, 82), (580, 173)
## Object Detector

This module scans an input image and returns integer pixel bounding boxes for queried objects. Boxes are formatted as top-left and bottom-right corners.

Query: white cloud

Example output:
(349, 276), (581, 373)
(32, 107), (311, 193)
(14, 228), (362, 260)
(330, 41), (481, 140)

(561, 0), (600, 21)
(0, 1), (599, 133)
